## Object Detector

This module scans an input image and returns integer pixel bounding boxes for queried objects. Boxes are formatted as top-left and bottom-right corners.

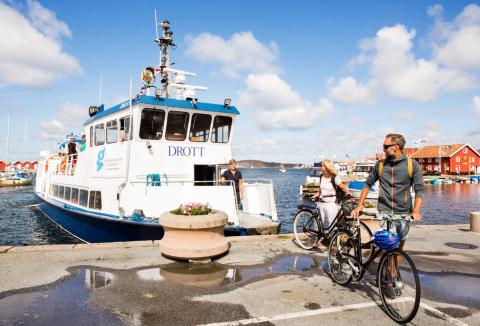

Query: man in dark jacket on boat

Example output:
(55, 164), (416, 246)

(220, 159), (244, 209)
(67, 137), (78, 173)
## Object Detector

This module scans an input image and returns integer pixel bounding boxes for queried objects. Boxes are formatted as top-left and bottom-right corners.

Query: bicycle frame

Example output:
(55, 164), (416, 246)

(299, 202), (349, 241)
(346, 218), (397, 279)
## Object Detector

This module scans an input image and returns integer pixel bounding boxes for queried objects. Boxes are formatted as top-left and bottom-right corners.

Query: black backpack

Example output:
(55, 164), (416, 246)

(319, 174), (346, 203)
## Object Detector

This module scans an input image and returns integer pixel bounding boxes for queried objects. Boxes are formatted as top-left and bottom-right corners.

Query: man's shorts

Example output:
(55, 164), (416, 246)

(378, 212), (411, 241)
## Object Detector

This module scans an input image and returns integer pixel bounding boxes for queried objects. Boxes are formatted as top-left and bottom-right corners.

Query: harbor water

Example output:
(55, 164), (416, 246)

(0, 168), (479, 246)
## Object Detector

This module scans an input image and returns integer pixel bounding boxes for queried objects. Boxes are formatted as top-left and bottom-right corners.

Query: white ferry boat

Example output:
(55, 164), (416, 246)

(34, 20), (279, 243)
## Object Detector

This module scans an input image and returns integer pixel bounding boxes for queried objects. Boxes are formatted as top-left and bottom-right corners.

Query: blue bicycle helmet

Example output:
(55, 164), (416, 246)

(373, 230), (400, 251)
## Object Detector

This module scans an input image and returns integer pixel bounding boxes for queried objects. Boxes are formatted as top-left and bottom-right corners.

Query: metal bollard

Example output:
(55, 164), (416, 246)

(470, 212), (480, 232)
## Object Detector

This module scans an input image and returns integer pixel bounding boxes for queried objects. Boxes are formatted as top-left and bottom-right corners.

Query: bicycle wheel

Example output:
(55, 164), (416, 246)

(377, 249), (421, 323)
(328, 231), (355, 285)
(359, 221), (374, 262)
(293, 210), (320, 250)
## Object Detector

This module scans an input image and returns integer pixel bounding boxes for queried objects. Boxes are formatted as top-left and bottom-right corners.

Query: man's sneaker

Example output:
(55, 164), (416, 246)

(381, 282), (396, 299)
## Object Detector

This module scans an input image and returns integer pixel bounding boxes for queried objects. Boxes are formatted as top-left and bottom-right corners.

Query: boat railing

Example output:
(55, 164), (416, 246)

(54, 153), (78, 176)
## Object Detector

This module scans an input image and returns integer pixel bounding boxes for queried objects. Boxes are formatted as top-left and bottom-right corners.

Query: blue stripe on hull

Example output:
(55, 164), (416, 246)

(37, 199), (164, 243)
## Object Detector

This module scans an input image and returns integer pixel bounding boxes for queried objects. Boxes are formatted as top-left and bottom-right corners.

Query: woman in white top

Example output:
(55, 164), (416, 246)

(311, 160), (351, 228)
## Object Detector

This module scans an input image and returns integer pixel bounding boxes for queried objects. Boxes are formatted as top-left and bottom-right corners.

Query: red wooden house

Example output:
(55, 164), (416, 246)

(0, 161), (7, 171)
(406, 144), (480, 175)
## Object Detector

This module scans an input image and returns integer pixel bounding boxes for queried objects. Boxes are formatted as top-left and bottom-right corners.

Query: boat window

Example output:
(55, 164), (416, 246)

(53, 184), (58, 197)
(166, 111), (189, 141)
(71, 188), (79, 204)
(59, 185), (65, 199)
(79, 189), (88, 207)
(189, 113), (212, 142)
(88, 191), (102, 210)
(211, 116), (232, 143)
(95, 123), (105, 146)
(89, 126), (93, 147)
(49, 184), (54, 196)
(140, 108), (165, 140)
(64, 187), (71, 201)
(119, 116), (131, 141)
(106, 120), (118, 143)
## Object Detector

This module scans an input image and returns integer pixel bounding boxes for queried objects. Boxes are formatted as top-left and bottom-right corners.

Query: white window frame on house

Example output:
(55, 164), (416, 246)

(470, 157), (475, 162)
(463, 148), (468, 153)
(435, 158), (440, 163)
(456, 165), (460, 171)
(456, 157), (460, 162)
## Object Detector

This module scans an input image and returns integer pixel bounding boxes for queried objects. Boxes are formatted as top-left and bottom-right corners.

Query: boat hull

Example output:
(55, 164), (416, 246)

(0, 178), (33, 187)
(36, 195), (164, 243)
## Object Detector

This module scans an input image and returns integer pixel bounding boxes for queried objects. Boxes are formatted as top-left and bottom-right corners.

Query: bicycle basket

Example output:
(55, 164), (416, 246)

(373, 230), (400, 251)
(340, 196), (358, 215)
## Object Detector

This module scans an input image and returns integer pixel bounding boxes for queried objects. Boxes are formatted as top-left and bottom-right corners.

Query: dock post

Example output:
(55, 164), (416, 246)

(470, 212), (480, 232)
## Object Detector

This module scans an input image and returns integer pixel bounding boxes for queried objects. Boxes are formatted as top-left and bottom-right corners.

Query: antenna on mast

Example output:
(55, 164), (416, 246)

(98, 73), (103, 105)
(154, 10), (160, 66)
(154, 19), (175, 98)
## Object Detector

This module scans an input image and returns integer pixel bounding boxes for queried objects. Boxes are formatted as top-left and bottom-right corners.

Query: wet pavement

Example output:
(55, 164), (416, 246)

(0, 224), (479, 325)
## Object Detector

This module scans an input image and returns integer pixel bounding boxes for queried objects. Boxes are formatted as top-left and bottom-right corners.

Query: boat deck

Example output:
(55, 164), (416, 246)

(235, 211), (280, 235)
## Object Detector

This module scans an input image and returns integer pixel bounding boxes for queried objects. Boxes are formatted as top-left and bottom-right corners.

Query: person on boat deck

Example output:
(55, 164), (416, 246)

(220, 159), (244, 210)
(311, 160), (351, 228)
(67, 137), (78, 169)
(80, 135), (86, 152)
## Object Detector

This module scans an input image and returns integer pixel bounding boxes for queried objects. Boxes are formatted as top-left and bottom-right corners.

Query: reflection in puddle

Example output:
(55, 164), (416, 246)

(138, 255), (324, 288)
(86, 269), (114, 289)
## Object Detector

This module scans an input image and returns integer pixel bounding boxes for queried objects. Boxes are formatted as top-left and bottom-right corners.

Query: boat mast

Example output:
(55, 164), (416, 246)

(6, 111), (11, 163)
(155, 19), (175, 98)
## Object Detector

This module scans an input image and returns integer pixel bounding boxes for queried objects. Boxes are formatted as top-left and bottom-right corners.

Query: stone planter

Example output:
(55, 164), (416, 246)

(158, 210), (229, 261)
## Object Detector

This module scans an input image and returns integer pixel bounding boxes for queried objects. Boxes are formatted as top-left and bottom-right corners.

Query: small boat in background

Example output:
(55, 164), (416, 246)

(279, 164), (286, 173)
(0, 171), (34, 187)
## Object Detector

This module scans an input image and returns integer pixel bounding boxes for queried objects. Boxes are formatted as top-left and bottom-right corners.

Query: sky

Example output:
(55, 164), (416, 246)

(0, 0), (479, 163)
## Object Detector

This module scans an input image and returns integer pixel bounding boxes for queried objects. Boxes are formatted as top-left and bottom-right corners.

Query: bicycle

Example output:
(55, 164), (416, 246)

(328, 211), (421, 323)
(293, 196), (373, 261)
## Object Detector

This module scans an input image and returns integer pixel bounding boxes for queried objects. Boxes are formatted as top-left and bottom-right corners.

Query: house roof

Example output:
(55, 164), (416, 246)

(410, 144), (479, 159)
(403, 148), (418, 157)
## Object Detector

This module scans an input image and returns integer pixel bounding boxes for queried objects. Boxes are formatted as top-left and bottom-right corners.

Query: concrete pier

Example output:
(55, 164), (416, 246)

(1, 224), (479, 325)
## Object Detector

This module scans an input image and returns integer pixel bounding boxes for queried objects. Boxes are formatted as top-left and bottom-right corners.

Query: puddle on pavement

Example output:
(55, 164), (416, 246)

(419, 271), (480, 309)
(1, 253), (478, 325)
(444, 242), (478, 250)
(0, 254), (325, 325)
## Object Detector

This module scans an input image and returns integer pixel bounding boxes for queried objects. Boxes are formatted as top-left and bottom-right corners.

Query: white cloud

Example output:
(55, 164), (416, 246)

(184, 32), (279, 79)
(427, 4), (444, 18)
(238, 73), (334, 130)
(329, 22), (475, 104)
(0, 1), (82, 87)
(431, 4), (480, 70)
(27, 0), (71, 39)
(474, 96), (480, 115)
(40, 102), (86, 140)
(327, 76), (375, 104)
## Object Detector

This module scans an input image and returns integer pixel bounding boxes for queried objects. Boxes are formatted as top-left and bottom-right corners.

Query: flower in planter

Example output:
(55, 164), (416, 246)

(171, 202), (213, 216)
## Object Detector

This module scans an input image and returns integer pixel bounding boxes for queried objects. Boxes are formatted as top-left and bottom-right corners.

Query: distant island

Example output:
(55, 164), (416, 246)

(236, 160), (310, 169)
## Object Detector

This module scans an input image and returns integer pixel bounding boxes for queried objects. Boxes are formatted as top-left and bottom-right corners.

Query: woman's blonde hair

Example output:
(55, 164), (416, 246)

(322, 159), (337, 176)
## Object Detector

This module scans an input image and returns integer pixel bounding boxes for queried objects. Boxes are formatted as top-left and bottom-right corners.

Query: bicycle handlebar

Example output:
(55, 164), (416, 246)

(359, 211), (415, 222)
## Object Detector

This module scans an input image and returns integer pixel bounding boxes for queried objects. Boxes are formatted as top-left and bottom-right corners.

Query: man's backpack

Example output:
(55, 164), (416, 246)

(319, 175), (346, 203)
(377, 157), (413, 179)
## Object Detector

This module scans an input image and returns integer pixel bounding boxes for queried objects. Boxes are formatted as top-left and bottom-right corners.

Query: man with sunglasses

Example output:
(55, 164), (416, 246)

(351, 133), (424, 237)
(351, 133), (424, 298)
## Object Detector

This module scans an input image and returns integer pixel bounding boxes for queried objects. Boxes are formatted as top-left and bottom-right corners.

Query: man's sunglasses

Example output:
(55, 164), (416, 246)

(383, 143), (397, 150)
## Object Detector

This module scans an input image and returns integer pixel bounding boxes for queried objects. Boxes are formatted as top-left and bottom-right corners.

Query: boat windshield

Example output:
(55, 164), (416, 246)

(353, 165), (374, 173)
(309, 168), (322, 177)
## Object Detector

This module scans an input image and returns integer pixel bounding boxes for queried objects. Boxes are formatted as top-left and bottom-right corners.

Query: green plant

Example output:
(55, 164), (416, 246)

(170, 202), (213, 216)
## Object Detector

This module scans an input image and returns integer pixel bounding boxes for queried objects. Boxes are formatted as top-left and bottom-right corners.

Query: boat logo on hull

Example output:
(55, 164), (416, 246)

(97, 148), (105, 171)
